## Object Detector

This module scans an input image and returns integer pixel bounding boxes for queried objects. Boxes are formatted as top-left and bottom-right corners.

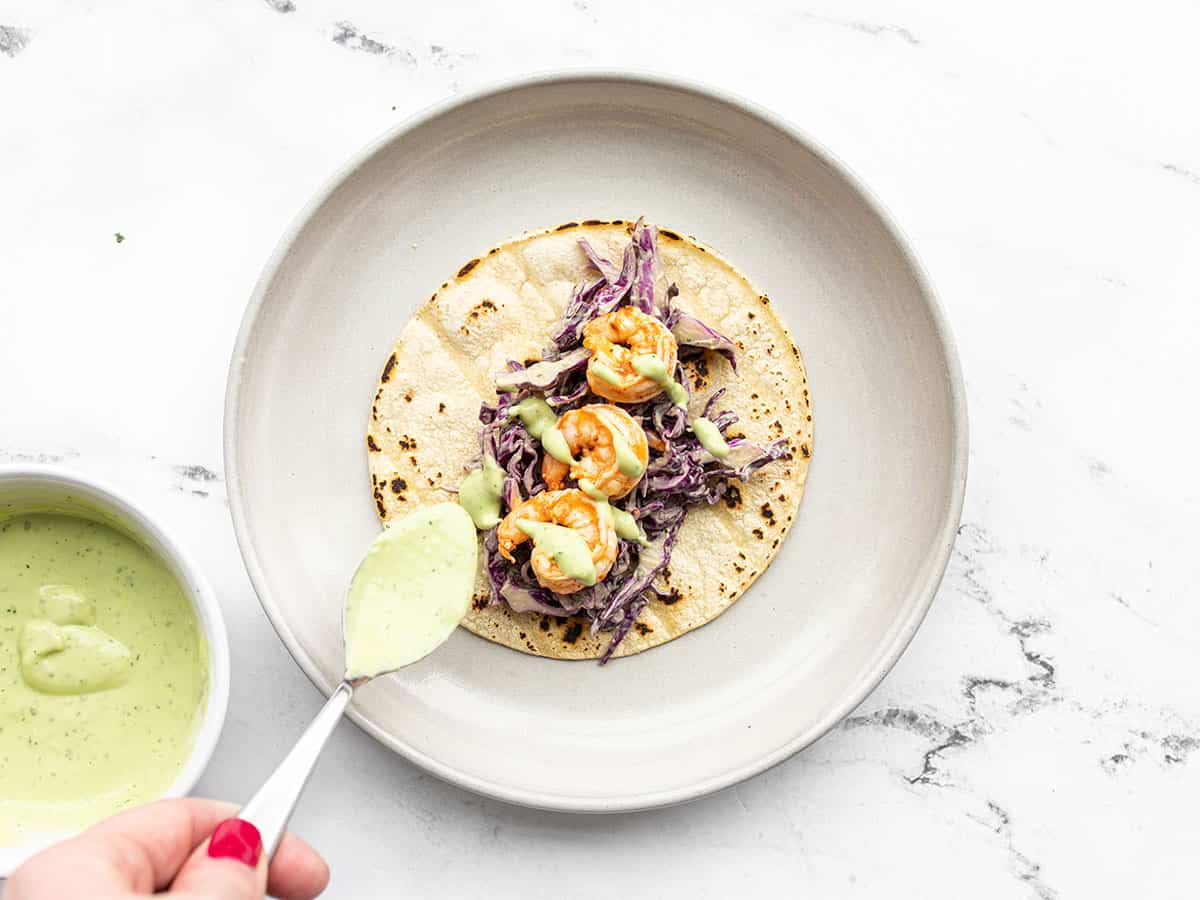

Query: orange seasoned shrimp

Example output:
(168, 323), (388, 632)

(542, 404), (649, 499)
(497, 489), (618, 594)
(582, 306), (678, 403)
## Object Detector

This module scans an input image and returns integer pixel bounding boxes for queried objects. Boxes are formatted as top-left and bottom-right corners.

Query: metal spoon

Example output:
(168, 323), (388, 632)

(237, 674), (366, 860)
(236, 504), (475, 859)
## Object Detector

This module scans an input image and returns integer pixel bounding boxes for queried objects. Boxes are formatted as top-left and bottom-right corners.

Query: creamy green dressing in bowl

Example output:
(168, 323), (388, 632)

(0, 467), (230, 875)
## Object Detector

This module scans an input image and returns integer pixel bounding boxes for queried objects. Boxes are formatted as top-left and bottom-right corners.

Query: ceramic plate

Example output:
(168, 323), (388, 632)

(224, 73), (967, 812)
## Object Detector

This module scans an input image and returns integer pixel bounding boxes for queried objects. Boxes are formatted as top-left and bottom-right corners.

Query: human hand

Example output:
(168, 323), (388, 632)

(6, 798), (329, 899)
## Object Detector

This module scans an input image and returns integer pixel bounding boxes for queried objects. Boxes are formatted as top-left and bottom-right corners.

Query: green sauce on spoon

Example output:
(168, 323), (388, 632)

(343, 503), (478, 680)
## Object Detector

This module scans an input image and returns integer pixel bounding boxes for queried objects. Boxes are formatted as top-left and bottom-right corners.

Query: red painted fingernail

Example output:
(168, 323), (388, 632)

(208, 818), (262, 868)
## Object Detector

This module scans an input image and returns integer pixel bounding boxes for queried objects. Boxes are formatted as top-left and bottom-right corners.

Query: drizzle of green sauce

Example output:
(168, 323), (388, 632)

(541, 426), (577, 465)
(609, 505), (649, 545)
(610, 429), (645, 478)
(0, 514), (208, 844)
(579, 480), (648, 546)
(509, 396), (558, 437)
(344, 503), (477, 679)
(516, 519), (597, 586)
(458, 455), (504, 529)
(509, 396), (577, 464)
(591, 361), (622, 385)
(631, 354), (688, 406)
(692, 416), (731, 458)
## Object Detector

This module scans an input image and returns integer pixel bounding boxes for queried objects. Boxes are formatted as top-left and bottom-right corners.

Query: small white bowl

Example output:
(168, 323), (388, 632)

(0, 465), (230, 876)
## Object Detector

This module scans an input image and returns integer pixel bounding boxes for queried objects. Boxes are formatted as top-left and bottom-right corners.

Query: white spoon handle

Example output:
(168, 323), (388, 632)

(239, 680), (355, 858)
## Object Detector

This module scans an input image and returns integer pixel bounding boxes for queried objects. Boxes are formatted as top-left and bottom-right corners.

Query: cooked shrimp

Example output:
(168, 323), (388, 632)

(542, 404), (649, 499)
(582, 306), (679, 403)
(497, 489), (618, 594)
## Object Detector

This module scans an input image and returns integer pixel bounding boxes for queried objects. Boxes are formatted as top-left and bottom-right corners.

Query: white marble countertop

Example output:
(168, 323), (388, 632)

(2, 1), (1197, 896)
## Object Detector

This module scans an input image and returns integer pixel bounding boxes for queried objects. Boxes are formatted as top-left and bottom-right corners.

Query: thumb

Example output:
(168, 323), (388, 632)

(169, 817), (266, 899)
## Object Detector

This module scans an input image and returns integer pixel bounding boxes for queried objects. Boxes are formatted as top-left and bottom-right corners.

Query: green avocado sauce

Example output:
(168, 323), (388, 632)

(610, 429), (645, 479)
(343, 504), (477, 680)
(515, 519), (597, 586)
(590, 361), (622, 386)
(540, 427), (577, 465)
(509, 396), (557, 438)
(579, 481), (648, 546)
(631, 354), (688, 406)
(458, 455), (504, 530)
(343, 504), (477, 681)
(0, 514), (208, 845)
(691, 417), (731, 458)
(509, 397), (577, 465)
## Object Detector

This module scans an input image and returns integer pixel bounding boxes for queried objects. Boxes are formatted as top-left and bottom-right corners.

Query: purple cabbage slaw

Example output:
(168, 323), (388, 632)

(477, 219), (787, 662)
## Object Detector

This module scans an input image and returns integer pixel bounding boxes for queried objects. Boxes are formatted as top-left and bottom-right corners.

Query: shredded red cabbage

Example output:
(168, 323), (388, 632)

(474, 219), (786, 662)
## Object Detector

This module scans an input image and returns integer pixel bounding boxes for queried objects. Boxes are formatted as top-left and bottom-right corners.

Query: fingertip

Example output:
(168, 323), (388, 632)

(268, 832), (331, 900)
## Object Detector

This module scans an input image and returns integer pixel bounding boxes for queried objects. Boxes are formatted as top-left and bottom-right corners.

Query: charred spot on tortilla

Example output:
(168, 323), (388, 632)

(658, 228), (681, 241)
(380, 353), (397, 383)
(581, 219), (604, 226)
(438, 402), (446, 413)
(366, 435), (380, 452)
(472, 594), (488, 610)
(723, 484), (742, 509)
(390, 478), (407, 494)
(752, 528), (764, 540)
(539, 616), (551, 632)
(563, 621), (584, 644)
(634, 623), (652, 635)
(555, 222), (579, 231)
(456, 258), (480, 278)
(801, 443), (811, 458)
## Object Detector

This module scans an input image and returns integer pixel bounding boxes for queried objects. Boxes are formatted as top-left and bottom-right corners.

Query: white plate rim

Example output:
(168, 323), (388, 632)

(223, 69), (968, 813)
